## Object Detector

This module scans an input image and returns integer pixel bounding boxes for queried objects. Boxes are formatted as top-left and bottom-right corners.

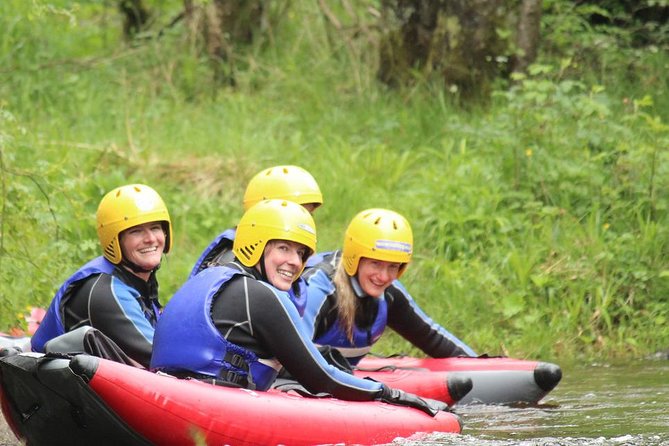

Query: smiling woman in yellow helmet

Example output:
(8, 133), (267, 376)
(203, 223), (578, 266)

(152, 199), (447, 417)
(190, 165), (323, 279)
(301, 208), (477, 368)
(189, 165), (323, 317)
(31, 184), (172, 368)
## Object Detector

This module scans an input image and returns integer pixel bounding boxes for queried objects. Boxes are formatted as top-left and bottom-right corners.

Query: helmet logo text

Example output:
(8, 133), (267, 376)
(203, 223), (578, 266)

(298, 223), (316, 235)
(375, 240), (411, 253)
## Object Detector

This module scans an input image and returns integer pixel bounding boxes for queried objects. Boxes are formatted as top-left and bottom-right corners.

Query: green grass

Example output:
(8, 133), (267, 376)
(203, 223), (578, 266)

(1, 0), (668, 361)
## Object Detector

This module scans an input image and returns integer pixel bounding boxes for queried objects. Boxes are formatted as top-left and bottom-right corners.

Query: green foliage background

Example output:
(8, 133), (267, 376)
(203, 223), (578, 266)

(1, 0), (668, 361)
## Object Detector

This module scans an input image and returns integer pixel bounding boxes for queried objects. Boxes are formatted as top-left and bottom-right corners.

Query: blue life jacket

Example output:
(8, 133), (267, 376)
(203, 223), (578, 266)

(304, 268), (388, 366)
(150, 266), (280, 390)
(31, 256), (115, 353)
(305, 250), (331, 268)
(189, 228), (237, 279)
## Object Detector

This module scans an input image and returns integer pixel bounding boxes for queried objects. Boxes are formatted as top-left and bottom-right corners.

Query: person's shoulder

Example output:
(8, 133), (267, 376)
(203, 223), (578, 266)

(254, 279), (287, 298)
(224, 271), (265, 291)
(304, 250), (340, 279)
(77, 270), (113, 286)
(64, 270), (108, 300)
(78, 272), (123, 305)
(222, 275), (288, 310)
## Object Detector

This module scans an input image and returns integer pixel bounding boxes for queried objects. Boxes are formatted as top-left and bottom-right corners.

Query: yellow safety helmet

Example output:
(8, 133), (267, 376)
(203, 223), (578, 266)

(242, 165), (323, 211)
(342, 208), (413, 278)
(233, 199), (317, 276)
(96, 184), (172, 264)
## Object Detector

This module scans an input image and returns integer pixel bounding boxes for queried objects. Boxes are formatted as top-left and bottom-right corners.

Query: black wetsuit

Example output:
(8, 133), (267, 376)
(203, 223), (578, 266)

(61, 265), (161, 367)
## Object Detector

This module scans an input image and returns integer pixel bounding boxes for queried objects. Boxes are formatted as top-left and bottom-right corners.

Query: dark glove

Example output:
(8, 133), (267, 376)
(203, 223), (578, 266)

(378, 384), (449, 417)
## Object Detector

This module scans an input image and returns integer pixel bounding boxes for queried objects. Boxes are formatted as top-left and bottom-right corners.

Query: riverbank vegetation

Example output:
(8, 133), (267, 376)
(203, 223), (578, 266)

(1, 0), (667, 361)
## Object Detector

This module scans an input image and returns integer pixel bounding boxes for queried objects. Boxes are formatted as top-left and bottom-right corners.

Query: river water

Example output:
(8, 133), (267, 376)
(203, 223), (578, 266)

(402, 359), (669, 446)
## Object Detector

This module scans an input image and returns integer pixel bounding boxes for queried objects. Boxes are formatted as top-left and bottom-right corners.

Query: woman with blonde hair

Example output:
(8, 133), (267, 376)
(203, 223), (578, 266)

(303, 208), (476, 367)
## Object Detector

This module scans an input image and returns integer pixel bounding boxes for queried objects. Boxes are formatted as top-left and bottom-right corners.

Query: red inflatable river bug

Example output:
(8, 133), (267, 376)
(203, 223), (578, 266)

(0, 353), (462, 445)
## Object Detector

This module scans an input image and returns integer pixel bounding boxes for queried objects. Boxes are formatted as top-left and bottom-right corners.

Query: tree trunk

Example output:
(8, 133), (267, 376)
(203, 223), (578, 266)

(118, 0), (150, 39)
(378, 0), (442, 88)
(378, 0), (508, 100)
(512, 0), (542, 74)
(183, 0), (265, 85)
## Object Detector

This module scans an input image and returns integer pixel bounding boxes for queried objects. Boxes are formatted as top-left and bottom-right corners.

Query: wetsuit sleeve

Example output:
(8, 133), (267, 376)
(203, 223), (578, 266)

(385, 281), (477, 357)
(247, 281), (384, 401)
(85, 274), (156, 367)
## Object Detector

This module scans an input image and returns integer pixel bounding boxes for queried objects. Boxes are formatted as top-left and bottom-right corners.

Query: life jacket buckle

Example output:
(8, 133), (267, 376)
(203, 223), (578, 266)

(221, 369), (249, 388)
(225, 352), (249, 371)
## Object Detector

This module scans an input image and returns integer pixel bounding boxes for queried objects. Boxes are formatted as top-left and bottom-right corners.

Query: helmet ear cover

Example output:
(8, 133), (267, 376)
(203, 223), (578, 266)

(233, 199), (317, 278)
(242, 165), (323, 211)
(342, 209), (413, 278)
(96, 184), (172, 264)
